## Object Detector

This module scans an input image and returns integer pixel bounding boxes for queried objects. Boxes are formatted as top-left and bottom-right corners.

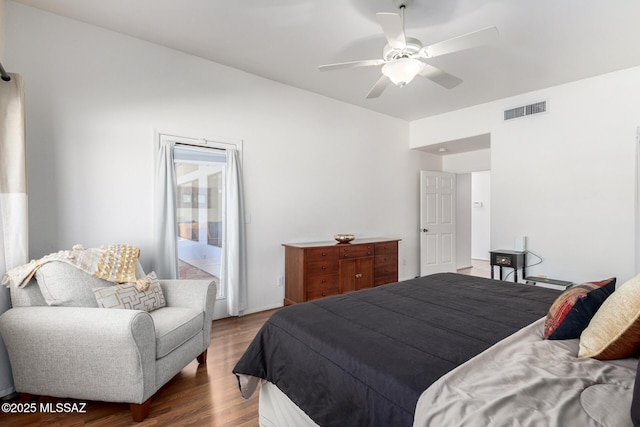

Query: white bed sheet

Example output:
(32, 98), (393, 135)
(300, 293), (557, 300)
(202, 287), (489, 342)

(259, 381), (319, 427)
(414, 318), (637, 427)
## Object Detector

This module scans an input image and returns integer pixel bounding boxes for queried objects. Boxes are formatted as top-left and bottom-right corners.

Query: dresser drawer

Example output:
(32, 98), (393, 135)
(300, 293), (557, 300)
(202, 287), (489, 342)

(374, 275), (397, 287)
(375, 241), (398, 255)
(307, 287), (340, 301)
(306, 260), (339, 275)
(375, 263), (398, 277)
(339, 244), (374, 259)
(305, 246), (339, 261)
(375, 253), (397, 266)
(307, 273), (339, 291)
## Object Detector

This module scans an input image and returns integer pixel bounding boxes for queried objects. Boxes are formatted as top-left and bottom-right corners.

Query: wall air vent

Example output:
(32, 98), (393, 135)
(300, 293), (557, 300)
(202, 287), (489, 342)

(503, 100), (547, 121)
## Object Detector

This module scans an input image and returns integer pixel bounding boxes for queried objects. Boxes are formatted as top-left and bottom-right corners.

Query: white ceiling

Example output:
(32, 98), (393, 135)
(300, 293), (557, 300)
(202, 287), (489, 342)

(10, 0), (640, 121)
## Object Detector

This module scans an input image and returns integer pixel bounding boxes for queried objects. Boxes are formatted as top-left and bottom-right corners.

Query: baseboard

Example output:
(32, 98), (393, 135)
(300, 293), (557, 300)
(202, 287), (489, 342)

(242, 303), (283, 316)
(213, 300), (284, 320)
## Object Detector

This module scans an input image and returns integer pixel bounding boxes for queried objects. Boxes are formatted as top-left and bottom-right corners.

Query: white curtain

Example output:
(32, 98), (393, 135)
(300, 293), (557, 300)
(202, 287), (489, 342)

(222, 148), (247, 316)
(0, 73), (28, 396)
(154, 140), (247, 316)
(153, 139), (179, 279)
(636, 126), (640, 274)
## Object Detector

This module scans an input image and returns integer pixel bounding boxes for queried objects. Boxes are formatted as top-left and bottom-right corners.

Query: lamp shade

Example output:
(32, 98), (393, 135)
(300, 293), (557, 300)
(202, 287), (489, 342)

(382, 58), (423, 87)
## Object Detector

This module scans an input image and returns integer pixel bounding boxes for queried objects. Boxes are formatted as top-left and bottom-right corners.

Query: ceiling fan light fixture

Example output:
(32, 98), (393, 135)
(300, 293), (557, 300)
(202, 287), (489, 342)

(382, 57), (423, 87)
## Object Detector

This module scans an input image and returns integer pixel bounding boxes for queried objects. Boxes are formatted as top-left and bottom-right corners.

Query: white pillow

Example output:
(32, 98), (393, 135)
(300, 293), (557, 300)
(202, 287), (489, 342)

(579, 273), (640, 359)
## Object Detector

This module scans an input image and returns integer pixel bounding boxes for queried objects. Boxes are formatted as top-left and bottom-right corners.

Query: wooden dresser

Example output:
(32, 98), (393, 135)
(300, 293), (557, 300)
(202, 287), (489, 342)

(282, 238), (400, 305)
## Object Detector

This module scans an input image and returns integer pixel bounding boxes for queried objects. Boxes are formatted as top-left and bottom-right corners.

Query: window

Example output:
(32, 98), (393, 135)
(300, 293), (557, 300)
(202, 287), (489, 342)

(174, 146), (226, 287)
(155, 133), (246, 314)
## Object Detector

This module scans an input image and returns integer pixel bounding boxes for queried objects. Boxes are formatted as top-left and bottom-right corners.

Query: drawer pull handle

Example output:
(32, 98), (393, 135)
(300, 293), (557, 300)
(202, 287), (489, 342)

(321, 266), (326, 270)
(322, 292), (326, 296)
(322, 279), (326, 283)
(322, 252), (327, 256)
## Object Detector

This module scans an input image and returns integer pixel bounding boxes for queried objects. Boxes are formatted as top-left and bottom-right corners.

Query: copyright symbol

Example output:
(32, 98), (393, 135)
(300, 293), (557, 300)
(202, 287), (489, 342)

(1, 402), (10, 412)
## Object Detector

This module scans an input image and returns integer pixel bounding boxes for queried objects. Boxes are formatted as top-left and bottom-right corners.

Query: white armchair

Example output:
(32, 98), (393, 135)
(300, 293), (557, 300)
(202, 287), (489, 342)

(0, 262), (216, 421)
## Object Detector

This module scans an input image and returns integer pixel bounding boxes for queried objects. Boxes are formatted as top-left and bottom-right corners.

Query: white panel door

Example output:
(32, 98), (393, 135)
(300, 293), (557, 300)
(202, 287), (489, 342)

(420, 171), (457, 276)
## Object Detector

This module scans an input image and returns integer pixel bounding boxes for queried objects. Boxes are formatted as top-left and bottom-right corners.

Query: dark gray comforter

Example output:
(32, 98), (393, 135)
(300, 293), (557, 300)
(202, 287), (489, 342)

(233, 273), (560, 427)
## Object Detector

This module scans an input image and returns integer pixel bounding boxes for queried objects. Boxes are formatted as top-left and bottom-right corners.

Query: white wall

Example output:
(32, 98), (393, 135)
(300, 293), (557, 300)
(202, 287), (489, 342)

(5, 2), (441, 316)
(0, 0), (5, 61)
(471, 171), (491, 260)
(442, 149), (491, 173)
(411, 67), (640, 284)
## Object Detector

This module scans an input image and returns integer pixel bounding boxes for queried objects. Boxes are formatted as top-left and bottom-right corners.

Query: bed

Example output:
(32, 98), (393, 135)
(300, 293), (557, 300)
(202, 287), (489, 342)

(233, 273), (639, 426)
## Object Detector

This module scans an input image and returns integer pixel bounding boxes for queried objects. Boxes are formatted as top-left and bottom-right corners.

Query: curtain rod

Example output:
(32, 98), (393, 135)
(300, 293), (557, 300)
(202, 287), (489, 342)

(0, 61), (11, 82)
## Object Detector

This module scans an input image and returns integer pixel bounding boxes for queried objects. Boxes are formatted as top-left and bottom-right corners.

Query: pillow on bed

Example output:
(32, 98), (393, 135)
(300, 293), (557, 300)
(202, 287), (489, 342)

(632, 359), (640, 427)
(579, 273), (640, 360)
(543, 278), (616, 340)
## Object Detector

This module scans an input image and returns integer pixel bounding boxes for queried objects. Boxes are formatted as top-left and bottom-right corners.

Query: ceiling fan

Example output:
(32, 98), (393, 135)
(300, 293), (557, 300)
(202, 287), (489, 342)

(318, 0), (499, 99)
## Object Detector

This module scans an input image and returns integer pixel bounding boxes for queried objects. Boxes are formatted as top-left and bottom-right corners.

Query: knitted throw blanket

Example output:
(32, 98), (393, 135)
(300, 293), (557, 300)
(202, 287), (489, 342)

(2, 244), (140, 289)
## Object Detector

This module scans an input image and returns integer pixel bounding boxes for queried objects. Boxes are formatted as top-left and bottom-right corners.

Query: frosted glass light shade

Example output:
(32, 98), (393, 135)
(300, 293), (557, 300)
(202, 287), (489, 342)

(382, 58), (423, 87)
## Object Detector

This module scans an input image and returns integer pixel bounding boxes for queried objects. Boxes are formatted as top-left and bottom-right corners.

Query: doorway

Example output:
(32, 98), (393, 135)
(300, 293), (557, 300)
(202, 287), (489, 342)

(471, 171), (491, 261)
(417, 136), (491, 276)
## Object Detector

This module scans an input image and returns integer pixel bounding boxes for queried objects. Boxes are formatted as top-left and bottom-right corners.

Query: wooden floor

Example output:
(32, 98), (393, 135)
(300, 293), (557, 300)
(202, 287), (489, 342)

(457, 259), (491, 279)
(1, 309), (276, 427)
(1, 263), (491, 427)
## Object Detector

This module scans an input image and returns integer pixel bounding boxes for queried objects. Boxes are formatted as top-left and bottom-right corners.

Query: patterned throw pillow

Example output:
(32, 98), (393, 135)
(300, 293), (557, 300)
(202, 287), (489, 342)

(579, 274), (640, 360)
(543, 278), (616, 340)
(93, 272), (166, 312)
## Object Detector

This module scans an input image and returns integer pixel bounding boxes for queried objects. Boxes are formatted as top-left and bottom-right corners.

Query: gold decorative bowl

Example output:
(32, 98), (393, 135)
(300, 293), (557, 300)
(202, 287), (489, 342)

(334, 234), (355, 244)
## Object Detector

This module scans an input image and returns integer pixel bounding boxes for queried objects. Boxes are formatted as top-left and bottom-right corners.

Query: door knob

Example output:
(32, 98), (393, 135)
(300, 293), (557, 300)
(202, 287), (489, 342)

(421, 228), (429, 232)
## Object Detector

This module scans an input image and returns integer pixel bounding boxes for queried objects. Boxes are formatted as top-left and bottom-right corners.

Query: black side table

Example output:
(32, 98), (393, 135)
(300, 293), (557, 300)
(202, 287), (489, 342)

(490, 250), (527, 282)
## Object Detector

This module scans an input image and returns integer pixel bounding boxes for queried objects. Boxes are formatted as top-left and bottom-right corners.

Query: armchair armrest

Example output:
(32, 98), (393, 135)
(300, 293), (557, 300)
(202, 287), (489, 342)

(159, 279), (216, 350)
(159, 279), (217, 309)
(0, 306), (156, 404)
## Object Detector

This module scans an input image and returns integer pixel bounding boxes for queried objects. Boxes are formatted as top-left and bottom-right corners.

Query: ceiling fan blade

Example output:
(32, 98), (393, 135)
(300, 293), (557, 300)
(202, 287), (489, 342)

(421, 26), (499, 58)
(419, 64), (463, 89)
(376, 13), (406, 50)
(366, 75), (390, 99)
(319, 59), (385, 72)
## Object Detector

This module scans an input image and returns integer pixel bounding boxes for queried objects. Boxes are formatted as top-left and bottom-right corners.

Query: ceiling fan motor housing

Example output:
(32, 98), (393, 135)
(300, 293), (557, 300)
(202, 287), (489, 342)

(393, 0), (413, 9)
(383, 37), (423, 60)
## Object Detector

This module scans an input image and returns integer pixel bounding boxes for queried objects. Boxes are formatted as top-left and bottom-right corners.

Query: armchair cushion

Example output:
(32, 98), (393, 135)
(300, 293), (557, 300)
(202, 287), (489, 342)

(35, 262), (112, 307)
(10, 278), (47, 307)
(149, 307), (203, 358)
